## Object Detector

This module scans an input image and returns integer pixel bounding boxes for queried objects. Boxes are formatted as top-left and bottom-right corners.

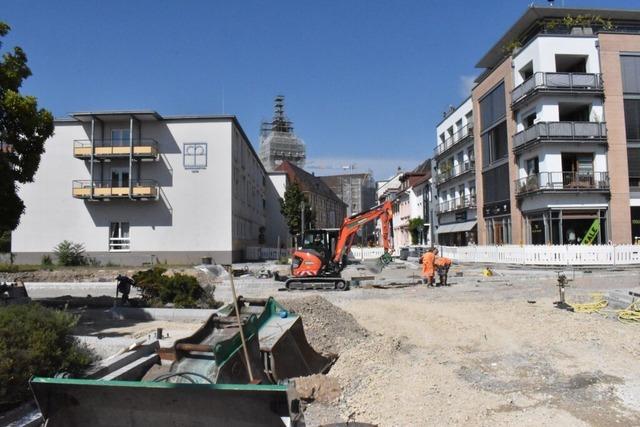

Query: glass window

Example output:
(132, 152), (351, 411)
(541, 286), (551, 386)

(183, 143), (208, 169)
(111, 129), (130, 146)
(624, 99), (640, 142)
(526, 157), (539, 175)
(480, 82), (506, 130)
(109, 222), (130, 251)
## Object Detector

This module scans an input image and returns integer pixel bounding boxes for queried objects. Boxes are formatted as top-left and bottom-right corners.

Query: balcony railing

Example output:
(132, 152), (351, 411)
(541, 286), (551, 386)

(73, 139), (159, 159)
(434, 123), (473, 157)
(72, 180), (159, 200)
(511, 72), (602, 106)
(436, 161), (475, 184)
(436, 194), (476, 214)
(515, 172), (610, 196)
(109, 237), (131, 252)
(513, 121), (607, 150)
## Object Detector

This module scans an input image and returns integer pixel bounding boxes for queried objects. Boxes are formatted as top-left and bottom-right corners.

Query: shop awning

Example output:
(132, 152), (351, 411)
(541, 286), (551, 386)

(436, 221), (477, 234)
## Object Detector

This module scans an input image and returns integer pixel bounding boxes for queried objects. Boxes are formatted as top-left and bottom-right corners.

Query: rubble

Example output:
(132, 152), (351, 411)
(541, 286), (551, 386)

(282, 295), (368, 354)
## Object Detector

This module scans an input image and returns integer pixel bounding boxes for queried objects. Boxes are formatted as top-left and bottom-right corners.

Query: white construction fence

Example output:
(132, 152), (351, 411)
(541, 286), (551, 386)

(438, 244), (640, 266)
(245, 246), (386, 261)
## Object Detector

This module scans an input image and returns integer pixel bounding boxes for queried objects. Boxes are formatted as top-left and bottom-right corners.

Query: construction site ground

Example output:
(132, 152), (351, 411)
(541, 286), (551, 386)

(12, 260), (640, 426)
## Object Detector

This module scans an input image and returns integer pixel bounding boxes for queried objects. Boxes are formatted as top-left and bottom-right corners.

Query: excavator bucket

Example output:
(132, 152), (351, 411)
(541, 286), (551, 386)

(28, 297), (325, 426)
(30, 377), (303, 427)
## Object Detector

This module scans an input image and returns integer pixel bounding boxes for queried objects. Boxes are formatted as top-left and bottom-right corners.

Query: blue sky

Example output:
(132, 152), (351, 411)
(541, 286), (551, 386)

(3, 0), (639, 179)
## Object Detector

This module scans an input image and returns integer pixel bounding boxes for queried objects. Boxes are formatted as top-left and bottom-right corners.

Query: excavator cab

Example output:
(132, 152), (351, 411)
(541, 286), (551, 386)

(299, 229), (339, 263)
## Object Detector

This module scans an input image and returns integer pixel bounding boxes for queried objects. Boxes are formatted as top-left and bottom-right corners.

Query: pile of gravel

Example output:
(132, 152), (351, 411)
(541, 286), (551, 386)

(282, 295), (368, 355)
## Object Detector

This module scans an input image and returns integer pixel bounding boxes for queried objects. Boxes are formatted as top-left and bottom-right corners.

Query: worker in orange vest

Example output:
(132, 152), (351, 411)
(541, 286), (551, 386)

(420, 248), (436, 286)
(434, 256), (452, 286)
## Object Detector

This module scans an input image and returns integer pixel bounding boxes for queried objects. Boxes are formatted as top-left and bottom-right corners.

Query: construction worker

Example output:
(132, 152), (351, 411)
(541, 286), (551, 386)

(116, 274), (134, 305)
(420, 248), (436, 286)
(434, 255), (452, 286)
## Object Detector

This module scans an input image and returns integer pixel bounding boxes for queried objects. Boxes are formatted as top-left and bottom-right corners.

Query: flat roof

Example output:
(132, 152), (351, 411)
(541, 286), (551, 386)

(477, 6), (640, 70)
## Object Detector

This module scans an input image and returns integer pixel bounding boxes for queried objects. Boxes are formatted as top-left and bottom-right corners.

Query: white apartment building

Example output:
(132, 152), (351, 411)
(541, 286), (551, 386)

(12, 111), (288, 264)
(433, 98), (477, 245)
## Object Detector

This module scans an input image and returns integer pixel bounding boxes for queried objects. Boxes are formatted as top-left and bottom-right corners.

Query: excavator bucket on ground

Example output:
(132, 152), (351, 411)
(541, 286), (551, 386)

(29, 297), (329, 426)
(30, 377), (303, 427)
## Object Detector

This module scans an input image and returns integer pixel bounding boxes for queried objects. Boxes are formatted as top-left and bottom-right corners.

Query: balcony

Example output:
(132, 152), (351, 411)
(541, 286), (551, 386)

(513, 121), (607, 152)
(511, 72), (603, 108)
(434, 124), (473, 158)
(436, 161), (475, 184)
(73, 139), (159, 160)
(72, 180), (159, 200)
(436, 194), (476, 214)
(515, 172), (609, 197)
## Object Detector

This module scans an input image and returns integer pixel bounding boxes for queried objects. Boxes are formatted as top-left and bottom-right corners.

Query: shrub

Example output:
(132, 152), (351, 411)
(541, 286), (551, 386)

(132, 267), (206, 308)
(41, 254), (53, 266)
(53, 240), (87, 266)
(0, 230), (10, 253)
(0, 304), (93, 410)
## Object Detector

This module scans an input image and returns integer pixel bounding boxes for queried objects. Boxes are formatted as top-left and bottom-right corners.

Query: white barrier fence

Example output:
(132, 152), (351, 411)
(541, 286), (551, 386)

(438, 244), (640, 266)
(245, 247), (290, 261)
(245, 246), (387, 261)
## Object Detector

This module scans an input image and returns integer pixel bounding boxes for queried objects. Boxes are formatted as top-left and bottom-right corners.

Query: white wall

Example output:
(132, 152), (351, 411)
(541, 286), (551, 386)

(512, 36), (601, 86)
(435, 97), (473, 145)
(12, 116), (287, 263)
(517, 144), (608, 178)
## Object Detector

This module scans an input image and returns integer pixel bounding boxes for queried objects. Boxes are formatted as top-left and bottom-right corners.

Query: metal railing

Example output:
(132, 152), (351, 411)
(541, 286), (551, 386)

(73, 139), (159, 158)
(436, 161), (475, 183)
(513, 121), (607, 149)
(436, 194), (476, 213)
(511, 72), (602, 105)
(74, 138), (159, 148)
(72, 179), (159, 199)
(515, 171), (610, 195)
(434, 123), (473, 157)
(109, 237), (131, 252)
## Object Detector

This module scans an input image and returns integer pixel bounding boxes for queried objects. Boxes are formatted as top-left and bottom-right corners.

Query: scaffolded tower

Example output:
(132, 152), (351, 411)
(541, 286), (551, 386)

(259, 95), (306, 172)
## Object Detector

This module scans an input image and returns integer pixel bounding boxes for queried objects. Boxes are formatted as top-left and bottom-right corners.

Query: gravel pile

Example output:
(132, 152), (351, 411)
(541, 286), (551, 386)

(282, 295), (368, 355)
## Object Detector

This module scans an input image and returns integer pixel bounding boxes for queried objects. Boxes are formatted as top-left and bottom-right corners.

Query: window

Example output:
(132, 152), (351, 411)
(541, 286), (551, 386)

(621, 55), (640, 94)
(555, 55), (587, 73)
(111, 167), (129, 187)
(481, 121), (508, 167)
(525, 157), (539, 176)
(483, 163), (510, 204)
(183, 143), (207, 169)
(628, 148), (640, 189)
(480, 82), (506, 131)
(624, 99), (640, 142)
(111, 129), (130, 146)
(109, 222), (130, 252)
(467, 147), (475, 162)
(519, 61), (534, 80)
(559, 103), (590, 122)
(523, 111), (536, 128)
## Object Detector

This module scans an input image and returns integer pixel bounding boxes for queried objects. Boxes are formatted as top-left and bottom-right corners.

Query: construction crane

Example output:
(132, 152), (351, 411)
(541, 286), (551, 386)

(285, 200), (394, 290)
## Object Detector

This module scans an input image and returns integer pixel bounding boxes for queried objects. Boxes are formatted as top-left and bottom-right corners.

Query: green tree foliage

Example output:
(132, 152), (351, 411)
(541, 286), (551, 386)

(280, 182), (315, 236)
(0, 22), (54, 232)
(408, 217), (424, 245)
(54, 240), (87, 266)
(0, 304), (93, 410)
(132, 267), (207, 308)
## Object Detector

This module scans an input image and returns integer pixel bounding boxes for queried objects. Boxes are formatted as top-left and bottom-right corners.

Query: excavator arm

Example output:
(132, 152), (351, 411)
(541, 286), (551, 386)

(332, 200), (394, 265)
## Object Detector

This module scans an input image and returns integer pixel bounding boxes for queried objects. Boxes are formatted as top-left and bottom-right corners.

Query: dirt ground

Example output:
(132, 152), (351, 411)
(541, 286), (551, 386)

(279, 265), (640, 427)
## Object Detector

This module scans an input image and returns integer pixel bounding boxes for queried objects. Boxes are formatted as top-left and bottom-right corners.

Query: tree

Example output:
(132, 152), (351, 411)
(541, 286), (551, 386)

(408, 217), (425, 245)
(280, 182), (315, 236)
(0, 22), (54, 233)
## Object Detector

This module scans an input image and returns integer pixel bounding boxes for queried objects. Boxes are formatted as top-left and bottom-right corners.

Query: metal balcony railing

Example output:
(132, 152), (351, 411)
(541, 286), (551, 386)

(436, 161), (475, 184)
(515, 172), (610, 196)
(72, 179), (159, 199)
(73, 139), (159, 159)
(436, 194), (476, 213)
(513, 121), (607, 150)
(109, 237), (131, 252)
(434, 123), (473, 157)
(511, 72), (602, 106)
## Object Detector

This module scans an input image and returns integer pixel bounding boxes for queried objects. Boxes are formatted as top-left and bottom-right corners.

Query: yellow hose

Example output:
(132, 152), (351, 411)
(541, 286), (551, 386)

(568, 293), (640, 324)
(618, 300), (640, 324)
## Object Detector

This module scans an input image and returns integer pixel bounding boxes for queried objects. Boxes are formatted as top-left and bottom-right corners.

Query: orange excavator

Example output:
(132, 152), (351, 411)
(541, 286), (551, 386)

(285, 200), (394, 291)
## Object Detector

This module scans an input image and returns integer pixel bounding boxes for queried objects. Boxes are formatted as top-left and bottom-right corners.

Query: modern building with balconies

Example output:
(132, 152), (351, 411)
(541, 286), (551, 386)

(11, 111), (288, 264)
(433, 97), (477, 246)
(449, 6), (640, 246)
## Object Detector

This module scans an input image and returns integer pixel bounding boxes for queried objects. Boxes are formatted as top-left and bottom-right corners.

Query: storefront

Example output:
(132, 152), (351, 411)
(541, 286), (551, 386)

(523, 209), (607, 245)
(436, 221), (477, 246)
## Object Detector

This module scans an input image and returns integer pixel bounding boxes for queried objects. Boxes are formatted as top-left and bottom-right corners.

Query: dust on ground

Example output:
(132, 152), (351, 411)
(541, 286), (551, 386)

(274, 266), (640, 427)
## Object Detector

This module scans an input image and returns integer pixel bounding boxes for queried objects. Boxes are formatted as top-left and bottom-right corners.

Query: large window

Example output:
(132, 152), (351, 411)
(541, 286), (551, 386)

(111, 129), (130, 146)
(624, 99), (640, 142)
(109, 222), (130, 252)
(621, 55), (640, 94)
(480, 82), (506, 130)
(481, 122), (508, 167)
(482, 163), (510, 204)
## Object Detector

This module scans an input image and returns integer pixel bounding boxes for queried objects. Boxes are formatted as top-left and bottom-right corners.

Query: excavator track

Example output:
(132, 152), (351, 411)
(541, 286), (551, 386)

(285, 277), (349, 291)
